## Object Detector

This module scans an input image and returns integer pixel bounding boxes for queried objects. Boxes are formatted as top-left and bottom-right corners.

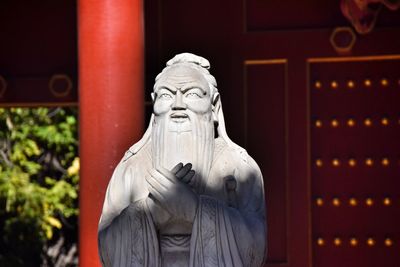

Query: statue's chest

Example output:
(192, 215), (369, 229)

(203, 165), (239, 208)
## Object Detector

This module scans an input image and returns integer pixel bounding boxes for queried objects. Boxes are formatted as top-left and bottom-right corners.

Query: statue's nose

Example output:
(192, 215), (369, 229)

(172, 91), (186, 110)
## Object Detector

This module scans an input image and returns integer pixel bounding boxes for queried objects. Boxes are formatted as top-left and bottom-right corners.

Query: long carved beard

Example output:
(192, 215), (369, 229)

(151, 112), (214, 193)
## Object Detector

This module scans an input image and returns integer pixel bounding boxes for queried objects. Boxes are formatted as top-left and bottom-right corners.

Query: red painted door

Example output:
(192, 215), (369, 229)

(144, 0), (400, 266)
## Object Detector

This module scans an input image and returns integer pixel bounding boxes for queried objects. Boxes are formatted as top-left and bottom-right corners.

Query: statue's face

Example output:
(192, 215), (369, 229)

(153, 65), (212, 123)
(151, 64), (215, 186)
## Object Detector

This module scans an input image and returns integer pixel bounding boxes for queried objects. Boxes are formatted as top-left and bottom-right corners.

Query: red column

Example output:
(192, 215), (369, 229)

(78, 0), (144, 266)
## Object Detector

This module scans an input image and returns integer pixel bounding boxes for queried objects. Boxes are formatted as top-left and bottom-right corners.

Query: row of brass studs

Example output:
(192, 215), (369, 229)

(315, 158), (394, 167)
(316, 237), (394, 247)
(315, 197), (393, 207)
(314, 78), (399, 89)
(314, 117), (399, 128)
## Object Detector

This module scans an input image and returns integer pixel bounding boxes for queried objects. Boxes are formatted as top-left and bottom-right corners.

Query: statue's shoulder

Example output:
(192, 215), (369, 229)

(120, 141), (152, 167)
(106, 142), (152, 189)
(213, 137), (262, 175)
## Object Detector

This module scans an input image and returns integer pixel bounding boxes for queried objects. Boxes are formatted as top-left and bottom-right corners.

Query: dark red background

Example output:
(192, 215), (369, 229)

(1, 0), (400, 266)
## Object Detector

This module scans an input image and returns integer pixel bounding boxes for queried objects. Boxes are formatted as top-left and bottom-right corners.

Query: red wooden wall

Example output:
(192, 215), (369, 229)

(144, 0), (400, 266)
(0, 0), (77, 106)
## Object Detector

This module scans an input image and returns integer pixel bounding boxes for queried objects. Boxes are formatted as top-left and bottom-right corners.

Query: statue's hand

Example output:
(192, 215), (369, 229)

(145, 163), (198, 224)
(171, 162), (195, 185)
(145, 195), (171, 228)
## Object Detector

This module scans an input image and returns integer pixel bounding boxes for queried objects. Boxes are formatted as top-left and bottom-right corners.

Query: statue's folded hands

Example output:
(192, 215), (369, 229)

(145, 164), (198, 226)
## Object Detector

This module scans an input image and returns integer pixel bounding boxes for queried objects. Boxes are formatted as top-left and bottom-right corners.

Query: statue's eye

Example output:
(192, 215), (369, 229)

(185, 89), (203, 99)
(159, 93), (172, 99)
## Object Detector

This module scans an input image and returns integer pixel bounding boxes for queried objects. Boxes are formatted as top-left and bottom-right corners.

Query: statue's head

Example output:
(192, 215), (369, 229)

(152, 53), (219, 132)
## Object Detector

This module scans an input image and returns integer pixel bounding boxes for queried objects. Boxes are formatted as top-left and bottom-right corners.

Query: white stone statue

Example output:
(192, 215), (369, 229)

(98, 53), (267, 267)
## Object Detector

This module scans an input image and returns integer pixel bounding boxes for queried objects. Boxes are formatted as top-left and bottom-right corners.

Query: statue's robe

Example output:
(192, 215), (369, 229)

(98, 138), (266, 267)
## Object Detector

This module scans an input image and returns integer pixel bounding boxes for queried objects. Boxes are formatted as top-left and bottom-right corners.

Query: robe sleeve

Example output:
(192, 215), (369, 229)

(98, 150), (161, 267)
(98, 200), (161, 267)
(98, 157), (134, 232)
(189, 157), (266, 267)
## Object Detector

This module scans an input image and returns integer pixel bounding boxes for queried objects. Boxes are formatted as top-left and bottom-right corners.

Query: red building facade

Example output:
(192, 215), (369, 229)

(1, 0), (400, 266)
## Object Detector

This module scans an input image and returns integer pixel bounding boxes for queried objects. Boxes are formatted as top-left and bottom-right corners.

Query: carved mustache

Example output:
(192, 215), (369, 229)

(170, 112), (189, 119)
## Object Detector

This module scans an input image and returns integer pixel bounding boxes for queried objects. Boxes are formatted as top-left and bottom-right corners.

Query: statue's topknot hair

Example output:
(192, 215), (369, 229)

(154, 53), (217, 95)
(166, 53), (210, 69)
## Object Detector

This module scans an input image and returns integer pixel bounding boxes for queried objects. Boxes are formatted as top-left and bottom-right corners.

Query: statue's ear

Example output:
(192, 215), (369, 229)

(151, 92), (155, 103)
(212, 92), (220, 124)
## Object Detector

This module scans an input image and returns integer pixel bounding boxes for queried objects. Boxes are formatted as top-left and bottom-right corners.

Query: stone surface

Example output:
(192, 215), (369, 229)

(98, 53), (267, 267)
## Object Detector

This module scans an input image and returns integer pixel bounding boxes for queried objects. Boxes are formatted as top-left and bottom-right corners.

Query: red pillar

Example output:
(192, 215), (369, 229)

(78, 0), (144, 266)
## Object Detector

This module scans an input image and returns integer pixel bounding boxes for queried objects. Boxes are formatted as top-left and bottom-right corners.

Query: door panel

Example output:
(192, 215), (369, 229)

(245, 60), (289, 263)
(309, 56), (400, 267)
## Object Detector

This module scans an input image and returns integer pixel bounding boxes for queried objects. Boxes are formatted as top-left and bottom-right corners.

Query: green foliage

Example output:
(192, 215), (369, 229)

(0, 107), (79, 266)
